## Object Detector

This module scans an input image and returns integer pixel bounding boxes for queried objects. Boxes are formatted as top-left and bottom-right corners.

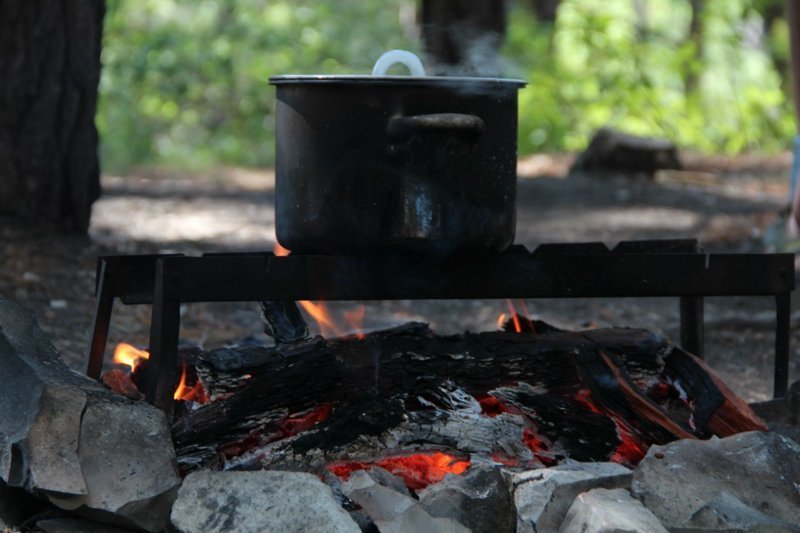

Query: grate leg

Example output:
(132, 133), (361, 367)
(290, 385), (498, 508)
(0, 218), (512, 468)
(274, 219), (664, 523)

(680, 295), (705, 358)
(774, 291), (791, 398)
(146, 260), (181, 418)
(87, 260), (113, 379)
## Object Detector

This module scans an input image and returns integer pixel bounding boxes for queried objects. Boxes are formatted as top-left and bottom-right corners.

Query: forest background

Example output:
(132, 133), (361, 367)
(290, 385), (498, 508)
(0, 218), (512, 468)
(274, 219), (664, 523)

(99, 0), (796, 172)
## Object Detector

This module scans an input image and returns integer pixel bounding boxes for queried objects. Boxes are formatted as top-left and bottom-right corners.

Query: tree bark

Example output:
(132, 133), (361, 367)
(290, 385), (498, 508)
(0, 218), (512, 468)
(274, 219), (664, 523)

(529, 0), (562, 23)
(0, 0), (104, 233)
(420, 0), (507, 76)
(684, 0), (705, 95)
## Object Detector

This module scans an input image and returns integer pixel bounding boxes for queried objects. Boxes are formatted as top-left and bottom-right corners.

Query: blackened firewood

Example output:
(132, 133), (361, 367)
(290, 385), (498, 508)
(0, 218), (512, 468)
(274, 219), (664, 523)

(577, 349), (695, 443)
(492, 381), (619, 462)
(665, 347), (767, 435)
(260, 301), (309, 346)
(246, 401), (535, 473)
(171, 324), (764, 472)
(172, 350), (346, 453)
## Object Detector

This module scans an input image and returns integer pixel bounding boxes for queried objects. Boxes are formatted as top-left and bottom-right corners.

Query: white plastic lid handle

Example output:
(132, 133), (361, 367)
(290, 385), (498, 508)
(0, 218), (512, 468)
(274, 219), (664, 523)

(371, 50), (426, 77)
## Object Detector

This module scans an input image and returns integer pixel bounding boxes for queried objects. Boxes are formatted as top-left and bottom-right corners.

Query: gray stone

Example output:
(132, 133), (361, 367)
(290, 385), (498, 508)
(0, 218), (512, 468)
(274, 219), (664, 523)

(631, 431), (800, 528)
(0, 300), (180, 532)
(365, 466), (411, 497)
(0, 301), (102, 494)
(49, 396), (180, 532)
(689, 491), (800, 532)
(0, 478), (48, 529)
(37, 517), (136, 533)
(341, 469), (470, 533)
(171, 470), (360, 533)
(559, 488), (668, 533)
(419, 463), (514, 533)
(506, 462), (633, 533)
(750, 380), (800, 426)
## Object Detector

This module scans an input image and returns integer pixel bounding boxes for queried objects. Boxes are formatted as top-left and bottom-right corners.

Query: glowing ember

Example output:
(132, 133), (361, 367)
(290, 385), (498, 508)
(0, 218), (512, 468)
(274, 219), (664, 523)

(281, 404), (332, 436)
(574, 389), (648, 465)
(113, 342), (149, 370)
(497, 312), (508, 330)
(273, 242), (291, 256)
(328, 452), (470, 491)
(478, 395), (510, 417)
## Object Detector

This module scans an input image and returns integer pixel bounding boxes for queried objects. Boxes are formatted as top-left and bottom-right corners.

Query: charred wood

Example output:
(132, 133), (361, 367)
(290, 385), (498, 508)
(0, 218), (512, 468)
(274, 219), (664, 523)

(169, 324), (765, 472)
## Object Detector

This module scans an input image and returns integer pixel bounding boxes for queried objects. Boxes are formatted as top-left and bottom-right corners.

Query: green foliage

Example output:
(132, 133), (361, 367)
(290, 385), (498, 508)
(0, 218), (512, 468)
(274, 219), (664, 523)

(99, 0), (421, 171)
(508, 0), (795, 155)
(99, 0), (796, 172)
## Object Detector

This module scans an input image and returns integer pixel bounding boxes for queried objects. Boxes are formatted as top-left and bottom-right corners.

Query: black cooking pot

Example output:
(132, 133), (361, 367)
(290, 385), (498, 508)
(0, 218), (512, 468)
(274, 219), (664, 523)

(270, 50), (526, 255)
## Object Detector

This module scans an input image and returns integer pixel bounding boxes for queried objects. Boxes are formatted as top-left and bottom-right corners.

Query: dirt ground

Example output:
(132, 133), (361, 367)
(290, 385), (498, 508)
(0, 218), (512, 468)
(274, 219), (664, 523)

(2, 152), (799, 402)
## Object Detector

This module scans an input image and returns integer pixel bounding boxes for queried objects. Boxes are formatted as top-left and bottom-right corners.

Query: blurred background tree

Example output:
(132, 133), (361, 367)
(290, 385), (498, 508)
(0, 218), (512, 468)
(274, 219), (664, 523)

(99, 0), (796, 173)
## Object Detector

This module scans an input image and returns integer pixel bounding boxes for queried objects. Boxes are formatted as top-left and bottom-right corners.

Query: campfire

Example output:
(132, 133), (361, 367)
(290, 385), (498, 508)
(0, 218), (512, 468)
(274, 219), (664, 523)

(15, 237), (779, 532)
(102, 301), (767, 481)
(0, 240), (795, 533)
(0, 45), (797, 532)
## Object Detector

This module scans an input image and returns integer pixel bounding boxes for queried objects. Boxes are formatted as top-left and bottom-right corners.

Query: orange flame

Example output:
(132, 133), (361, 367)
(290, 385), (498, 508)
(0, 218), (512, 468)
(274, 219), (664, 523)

(173, 360), (209, 403)
(499, 300), (534, 333)
(299, 300), (366, 340)
(273, 242), (291, 256)
(173, 363), (188, 400)
(497, 312), (508, 330)
(506, 300), (523, 333)
(328, 452), (470, 490)
(299, 300), (340, 337)
(343, 305), (366, 340)
(113, 343), (149, 370)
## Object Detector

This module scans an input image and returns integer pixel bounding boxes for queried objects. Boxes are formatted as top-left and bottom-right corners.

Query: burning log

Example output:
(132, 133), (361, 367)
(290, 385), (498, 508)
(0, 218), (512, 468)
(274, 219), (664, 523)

(163, 321), (766, 477)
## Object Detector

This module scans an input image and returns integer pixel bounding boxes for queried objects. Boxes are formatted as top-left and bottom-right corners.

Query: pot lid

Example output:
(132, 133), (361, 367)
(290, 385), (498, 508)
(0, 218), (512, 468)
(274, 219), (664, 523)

(269, 74), (526, 88)
(269, 49), (526, 89)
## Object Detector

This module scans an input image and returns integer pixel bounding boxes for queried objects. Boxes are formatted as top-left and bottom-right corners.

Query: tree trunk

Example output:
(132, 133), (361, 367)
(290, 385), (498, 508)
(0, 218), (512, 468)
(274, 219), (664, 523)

(420, 0), (507, 76)
(684, 0), (704, 95)
(0, 0), (104, 233)
(759, 1), (788, 91)
(529, 0), (562, 23)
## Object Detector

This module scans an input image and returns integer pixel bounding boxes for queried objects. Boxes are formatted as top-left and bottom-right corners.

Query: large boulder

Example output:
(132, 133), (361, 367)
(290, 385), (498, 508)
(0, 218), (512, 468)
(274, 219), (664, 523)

(418, 463), (514, 533)
(172, 470), (359, 533)
(341, 469), (469, 533)
(505, 461), (633, 533)
(0, 300), (179, 531)
(559, 488), (668, 533)
(632, 431), (800, 528)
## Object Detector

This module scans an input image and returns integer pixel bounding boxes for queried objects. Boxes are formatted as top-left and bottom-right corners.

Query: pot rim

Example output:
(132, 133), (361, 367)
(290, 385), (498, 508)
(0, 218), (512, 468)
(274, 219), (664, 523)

(269, 74), (527, 88)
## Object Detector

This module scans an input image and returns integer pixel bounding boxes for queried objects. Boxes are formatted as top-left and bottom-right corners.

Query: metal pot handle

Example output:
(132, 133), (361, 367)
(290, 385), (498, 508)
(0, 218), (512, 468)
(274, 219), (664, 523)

(387, 113), (485, 142)
(372, 50), (426, 77)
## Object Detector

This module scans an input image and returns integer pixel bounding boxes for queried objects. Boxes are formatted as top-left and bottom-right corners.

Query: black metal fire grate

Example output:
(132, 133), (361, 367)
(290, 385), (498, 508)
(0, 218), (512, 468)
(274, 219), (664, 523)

(86, 239), (794, 414)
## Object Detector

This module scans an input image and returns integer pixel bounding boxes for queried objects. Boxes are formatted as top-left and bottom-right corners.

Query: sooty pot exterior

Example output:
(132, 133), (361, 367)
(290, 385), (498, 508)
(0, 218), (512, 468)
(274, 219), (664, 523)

(270, 76), (524, 255)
